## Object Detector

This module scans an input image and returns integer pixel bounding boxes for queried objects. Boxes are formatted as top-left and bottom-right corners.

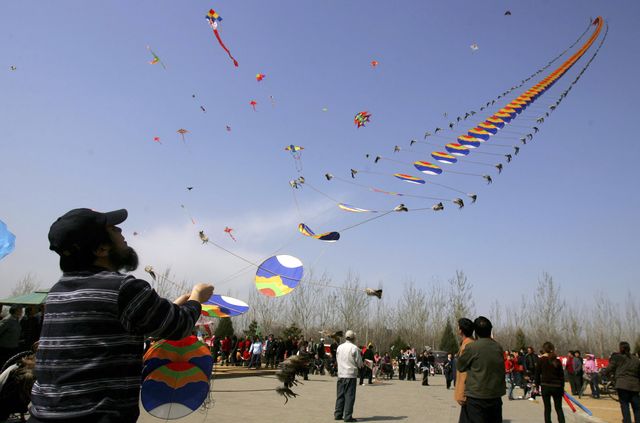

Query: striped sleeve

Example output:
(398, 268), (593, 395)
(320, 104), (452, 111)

(117, 277), (201, 340)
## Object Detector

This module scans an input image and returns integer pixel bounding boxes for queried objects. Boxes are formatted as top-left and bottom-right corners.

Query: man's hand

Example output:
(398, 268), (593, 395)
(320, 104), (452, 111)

(457, 398), (466, 406)
(173, 293), (191, 305)
(189, 283), (214, 303)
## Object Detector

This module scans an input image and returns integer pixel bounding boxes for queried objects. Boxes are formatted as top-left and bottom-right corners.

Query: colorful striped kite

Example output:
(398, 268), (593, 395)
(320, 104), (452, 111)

(394, 173), (425, 184)
(297, 223), (340, 242)
(431, 152), (458, 164)
(413, 161), (443, 175)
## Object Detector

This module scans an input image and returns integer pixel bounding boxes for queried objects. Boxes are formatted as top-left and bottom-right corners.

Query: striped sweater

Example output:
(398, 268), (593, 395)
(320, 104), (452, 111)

(30, 268), (201, 422)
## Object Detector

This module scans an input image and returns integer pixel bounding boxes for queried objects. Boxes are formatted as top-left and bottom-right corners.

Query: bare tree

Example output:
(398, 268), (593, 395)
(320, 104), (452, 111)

(448, 270), (475, 323)
(152, 268), (189, 301)
(425, 281), (448, 350)
(313, 273), (339, 334)
(11, 273), (41, 296)
(285, 269), (329, 336)
(589, 293), (623, 356)
(527, 272), (564, 343)
(246, 288), (280, 336)
(396, 280), (429, 348)
(334, 271), (367, 336)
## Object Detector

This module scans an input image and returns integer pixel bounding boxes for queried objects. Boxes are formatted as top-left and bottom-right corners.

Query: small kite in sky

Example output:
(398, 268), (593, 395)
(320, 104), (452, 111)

(285, 145), (304, 156)
(200, 106), (206, 113)
(256, 73), (265, 82)
(153, 136), (161, 144)
(470, 43), (479, 51)
(269, 95), (276, 107)
(181, 204), (196, 225)
(144, 265), (157, 281)
(146, 46), (166, 69)
(370, 60), (379, 68)
(504, 10), (512, 16)
(199, 230), (209, 244)
(250, 100), (257, 111)
(223, 226), (236, 241)
(226, 125), (232, 132)
(365, 288), (383, 299)
(321, 107), (328, 112)
(9, 66), (16, 71)
(205, 9), (238, 67)
(187, 187), (193, 191)
(354, 111), (371, 128)
(177, 129), (189, 143)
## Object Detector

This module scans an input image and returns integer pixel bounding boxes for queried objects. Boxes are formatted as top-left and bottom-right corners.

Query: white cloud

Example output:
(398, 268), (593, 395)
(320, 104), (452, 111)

(129, 199), (329, 298)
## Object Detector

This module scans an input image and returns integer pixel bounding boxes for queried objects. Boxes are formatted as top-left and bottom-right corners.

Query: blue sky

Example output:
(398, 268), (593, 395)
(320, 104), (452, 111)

(1, 1), (639, 311)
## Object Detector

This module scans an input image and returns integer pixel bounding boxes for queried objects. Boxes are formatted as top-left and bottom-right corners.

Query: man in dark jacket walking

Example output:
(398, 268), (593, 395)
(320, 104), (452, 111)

(457, 316), (506, 423)
(604, 342), (640, 423)
(524, 347), (539, 398)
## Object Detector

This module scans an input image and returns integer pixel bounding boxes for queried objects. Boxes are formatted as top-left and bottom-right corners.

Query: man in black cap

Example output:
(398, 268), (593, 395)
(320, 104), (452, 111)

(28, 208), (214, 423)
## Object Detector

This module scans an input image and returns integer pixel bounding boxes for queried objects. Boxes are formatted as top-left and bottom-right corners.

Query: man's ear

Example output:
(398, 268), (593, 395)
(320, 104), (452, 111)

(94, 243), (111, 258)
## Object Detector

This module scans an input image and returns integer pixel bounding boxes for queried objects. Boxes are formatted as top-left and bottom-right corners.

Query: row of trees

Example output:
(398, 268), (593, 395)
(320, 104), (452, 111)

(227, 270), (638, 357)
(8, 270), (639, 357)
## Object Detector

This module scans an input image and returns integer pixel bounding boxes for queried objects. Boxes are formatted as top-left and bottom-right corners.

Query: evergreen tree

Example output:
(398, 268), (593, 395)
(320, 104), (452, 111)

(214, 317), (234, 338)
(439, 320), (459, 354)
(515, 327), (527, 350)
(282, 323), (302, 339)
(244, 320), (259, 338)
(389, 336), (409, 355)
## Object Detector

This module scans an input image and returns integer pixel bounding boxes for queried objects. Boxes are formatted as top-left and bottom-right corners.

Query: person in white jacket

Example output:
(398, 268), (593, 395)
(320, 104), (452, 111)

(334, 330), (363, 422)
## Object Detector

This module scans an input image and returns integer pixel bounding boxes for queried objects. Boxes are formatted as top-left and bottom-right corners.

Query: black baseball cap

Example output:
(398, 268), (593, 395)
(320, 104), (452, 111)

(48, 208), (128, 255)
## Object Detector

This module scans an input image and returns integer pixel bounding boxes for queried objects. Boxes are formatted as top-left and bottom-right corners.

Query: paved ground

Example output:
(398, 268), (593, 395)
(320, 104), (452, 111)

(138, 372), (613, 423)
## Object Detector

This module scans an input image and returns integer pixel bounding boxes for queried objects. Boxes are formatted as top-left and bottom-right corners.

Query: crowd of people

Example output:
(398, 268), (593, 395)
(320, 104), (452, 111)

(0, 207), (639, 423)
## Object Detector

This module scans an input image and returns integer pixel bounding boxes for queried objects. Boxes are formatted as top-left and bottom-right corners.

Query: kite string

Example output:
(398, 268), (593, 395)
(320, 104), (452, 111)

(338, 209), (396, 232)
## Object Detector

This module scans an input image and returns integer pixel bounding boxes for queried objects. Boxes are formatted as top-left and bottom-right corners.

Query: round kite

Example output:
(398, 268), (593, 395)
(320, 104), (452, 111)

(141, 362), (209, 420)
(201, 295), (249, 318)
(142, 336), (213, 381)
(0, 220), (16, 261)
(255, 255), (303, 297)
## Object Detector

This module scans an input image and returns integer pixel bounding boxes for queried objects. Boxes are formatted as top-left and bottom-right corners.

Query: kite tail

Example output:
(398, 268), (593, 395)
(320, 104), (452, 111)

(213, 29), (239, 67)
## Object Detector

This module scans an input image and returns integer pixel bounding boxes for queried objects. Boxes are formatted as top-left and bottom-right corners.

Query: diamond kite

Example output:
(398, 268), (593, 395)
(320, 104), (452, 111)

(354, 111), (371, 128)
(205, 9), (239, 67)
(146, 46), (166, 69)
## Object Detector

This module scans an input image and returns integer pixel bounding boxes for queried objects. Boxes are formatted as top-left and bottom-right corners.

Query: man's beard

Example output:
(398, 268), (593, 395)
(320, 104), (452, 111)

(109, 245), (139, 272)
